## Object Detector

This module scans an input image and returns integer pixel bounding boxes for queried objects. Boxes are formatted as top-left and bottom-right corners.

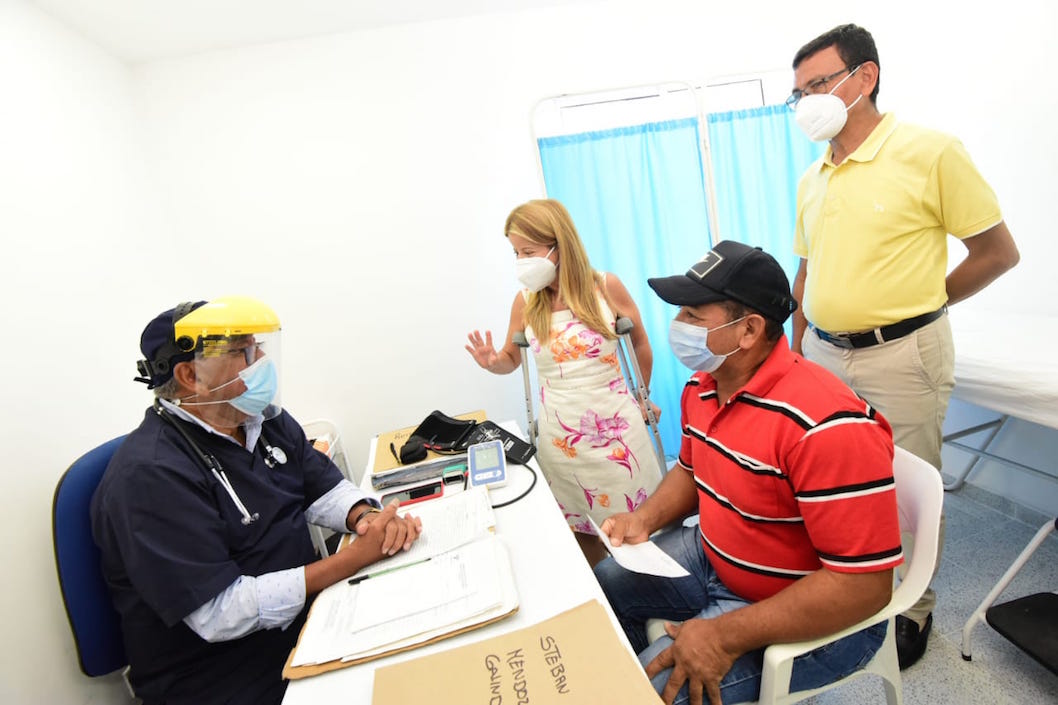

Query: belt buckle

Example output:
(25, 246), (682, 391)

(830, 334), (855, 349)
(814, 325), (854, 349)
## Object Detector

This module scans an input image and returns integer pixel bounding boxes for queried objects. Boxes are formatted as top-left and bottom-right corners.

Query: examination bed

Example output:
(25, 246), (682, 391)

(944, 309), (1058, 674)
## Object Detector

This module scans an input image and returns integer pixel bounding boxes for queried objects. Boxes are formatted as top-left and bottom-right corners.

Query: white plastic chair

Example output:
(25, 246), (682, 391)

(744, 446), (944, 705)
(301, 418), (354, 557)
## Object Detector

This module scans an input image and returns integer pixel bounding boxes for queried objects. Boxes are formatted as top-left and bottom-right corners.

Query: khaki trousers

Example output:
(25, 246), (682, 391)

(802, 314), (952, 623)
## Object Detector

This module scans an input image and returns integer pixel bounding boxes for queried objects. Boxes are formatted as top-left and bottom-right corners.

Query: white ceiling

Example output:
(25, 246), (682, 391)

(29, 0), (599, 64)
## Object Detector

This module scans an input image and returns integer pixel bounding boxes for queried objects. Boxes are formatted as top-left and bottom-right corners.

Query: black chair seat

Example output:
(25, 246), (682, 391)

(986, 592), (1058, 675)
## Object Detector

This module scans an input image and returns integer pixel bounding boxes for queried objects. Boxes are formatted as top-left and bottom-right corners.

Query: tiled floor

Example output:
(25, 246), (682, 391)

(806, 479), (1058, 705)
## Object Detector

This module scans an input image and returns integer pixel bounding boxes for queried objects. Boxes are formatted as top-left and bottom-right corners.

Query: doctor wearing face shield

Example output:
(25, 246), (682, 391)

(91, 296), (421, 705)
(787, 23), (1020, 670)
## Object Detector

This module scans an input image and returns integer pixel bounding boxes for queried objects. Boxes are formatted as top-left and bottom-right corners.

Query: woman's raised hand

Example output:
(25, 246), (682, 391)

(465, 330), (499, 371)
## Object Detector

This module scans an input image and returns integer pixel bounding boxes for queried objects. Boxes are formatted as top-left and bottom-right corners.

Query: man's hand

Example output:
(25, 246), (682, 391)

(599, 511), (651, 547)
(355, 500), (422, 555)
(306, 501), (424, 594)
(646, 619), (740, 705)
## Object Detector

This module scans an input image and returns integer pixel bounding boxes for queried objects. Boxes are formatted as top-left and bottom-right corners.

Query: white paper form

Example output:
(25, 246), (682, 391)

(339, 536), (517, 664)
(351, 550), (476, 630)
(346, 487), (495, 581)
(588, 516), (691, 578)
(291, 536), (508, 667)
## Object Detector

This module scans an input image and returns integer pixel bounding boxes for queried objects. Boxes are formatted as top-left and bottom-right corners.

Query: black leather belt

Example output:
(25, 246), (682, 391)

(811, 306), (947, 349)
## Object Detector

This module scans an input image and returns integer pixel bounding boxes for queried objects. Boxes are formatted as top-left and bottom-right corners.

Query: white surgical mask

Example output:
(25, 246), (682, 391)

(794, 65), (863, 142)
(515, 247), (557, 292)
(668, 317), (746, 373)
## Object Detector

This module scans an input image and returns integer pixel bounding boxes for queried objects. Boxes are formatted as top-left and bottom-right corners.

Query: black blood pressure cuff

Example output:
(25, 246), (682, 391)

(399, 410), (476, 459)
(396, 411), (537, 468)
(460, 420), (536, 466)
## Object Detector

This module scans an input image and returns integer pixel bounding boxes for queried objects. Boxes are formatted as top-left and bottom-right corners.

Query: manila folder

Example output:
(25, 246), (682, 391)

(371, 599), (659, 704)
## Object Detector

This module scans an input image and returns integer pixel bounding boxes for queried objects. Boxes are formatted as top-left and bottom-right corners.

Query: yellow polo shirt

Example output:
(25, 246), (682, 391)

(793, 113), (1002, 332)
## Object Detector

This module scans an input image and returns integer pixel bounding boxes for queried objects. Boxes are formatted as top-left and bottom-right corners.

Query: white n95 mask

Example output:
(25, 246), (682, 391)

(515, 247), (557, 292)
(794, 66), (863, 142)
(668, 318), (745, 373)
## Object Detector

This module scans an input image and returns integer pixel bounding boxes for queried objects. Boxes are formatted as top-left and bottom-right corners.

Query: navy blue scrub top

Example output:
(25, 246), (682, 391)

(91, 407), (346, 705)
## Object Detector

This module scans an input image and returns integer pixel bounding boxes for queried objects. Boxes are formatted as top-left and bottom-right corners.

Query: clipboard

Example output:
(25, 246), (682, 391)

(371, 410), (487, 475)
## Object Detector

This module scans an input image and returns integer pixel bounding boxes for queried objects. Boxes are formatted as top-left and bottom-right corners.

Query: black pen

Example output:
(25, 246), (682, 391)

(348, 556), (431, 585)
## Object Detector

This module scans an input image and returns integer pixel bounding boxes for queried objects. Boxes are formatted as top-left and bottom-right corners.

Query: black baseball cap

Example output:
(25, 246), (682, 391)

(648, 241), (798, 324)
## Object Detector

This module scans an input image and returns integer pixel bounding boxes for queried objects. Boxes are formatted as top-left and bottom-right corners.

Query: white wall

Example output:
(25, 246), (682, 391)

(3, 0), (1055, 702)
(0, 1), (158, 702)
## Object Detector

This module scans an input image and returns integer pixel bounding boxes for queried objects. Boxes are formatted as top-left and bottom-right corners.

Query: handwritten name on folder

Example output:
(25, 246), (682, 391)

(371, 600), (659, 704)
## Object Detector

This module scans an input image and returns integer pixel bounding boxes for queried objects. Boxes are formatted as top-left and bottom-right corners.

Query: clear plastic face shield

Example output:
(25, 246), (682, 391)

(177, 332), (283, 424)
(169, 297), (283, 425)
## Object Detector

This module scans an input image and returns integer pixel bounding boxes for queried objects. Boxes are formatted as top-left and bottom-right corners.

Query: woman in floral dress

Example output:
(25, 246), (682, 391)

(466, 199), (663, 564)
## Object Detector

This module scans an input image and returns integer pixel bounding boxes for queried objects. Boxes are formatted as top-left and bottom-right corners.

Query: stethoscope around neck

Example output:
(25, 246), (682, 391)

(153, 400), (287, 525)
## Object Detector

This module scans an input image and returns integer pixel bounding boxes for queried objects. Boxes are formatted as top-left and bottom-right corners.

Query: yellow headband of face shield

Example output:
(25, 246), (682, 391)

(173, 296), (281, 357)
(174, 295), (280, 337)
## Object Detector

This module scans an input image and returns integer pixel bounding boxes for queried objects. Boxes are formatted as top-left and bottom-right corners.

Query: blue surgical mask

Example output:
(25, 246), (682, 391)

(669, 317), (746, 373)
(227, 357), (278, 416)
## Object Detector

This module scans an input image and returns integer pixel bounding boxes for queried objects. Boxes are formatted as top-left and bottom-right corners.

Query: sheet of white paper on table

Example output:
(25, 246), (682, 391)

(290, 536), (509, 667)
(588, 516), (690, 578)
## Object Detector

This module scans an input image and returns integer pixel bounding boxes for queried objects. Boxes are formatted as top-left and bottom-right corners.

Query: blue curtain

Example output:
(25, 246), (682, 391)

(538, 118), (710, 459)
(538, 107), (824, 458)
(707, 104), (825, 336)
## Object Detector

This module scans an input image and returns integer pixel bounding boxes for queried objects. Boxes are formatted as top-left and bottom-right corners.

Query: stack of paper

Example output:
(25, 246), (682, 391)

(284, 488), (519, 676)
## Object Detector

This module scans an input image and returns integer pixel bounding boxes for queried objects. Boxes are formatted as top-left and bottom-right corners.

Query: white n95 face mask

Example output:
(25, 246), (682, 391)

(794, 66), (863, 142)
(668, 318), (745, 373)
(515, 247), (557, 292)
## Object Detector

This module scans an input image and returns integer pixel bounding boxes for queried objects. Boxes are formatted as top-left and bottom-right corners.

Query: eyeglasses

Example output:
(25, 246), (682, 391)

(210, 342), (259, 365)
(785, 64), (861, 108)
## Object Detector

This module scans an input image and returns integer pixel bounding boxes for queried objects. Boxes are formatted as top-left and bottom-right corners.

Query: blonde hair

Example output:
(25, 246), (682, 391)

(505, 199), (617, 341)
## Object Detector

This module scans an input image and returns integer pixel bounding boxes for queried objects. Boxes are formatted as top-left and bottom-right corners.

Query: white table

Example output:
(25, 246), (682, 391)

(282, 421), (635, 704)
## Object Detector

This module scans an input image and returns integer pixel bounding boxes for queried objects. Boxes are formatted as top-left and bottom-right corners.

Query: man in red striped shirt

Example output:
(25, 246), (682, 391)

(595, 240), (902, 705)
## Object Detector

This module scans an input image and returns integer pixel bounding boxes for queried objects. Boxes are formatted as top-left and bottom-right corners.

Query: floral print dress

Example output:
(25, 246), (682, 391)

(525, 290), (662, 534)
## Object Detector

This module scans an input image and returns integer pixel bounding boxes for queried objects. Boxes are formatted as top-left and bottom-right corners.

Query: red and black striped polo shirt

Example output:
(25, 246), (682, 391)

(678, 338), (903, 602)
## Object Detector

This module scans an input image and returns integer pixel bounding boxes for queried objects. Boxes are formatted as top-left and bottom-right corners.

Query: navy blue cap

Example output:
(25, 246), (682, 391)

(135, 301), (207, 389)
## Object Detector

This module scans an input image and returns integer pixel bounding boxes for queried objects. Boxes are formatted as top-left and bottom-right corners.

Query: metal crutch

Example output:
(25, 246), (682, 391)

(511, 332), (537, 448)
(614, 317), (667, 473)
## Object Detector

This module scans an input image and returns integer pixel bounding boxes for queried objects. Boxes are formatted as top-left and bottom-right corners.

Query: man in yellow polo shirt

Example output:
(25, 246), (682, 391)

(787, 24), (1020, 670)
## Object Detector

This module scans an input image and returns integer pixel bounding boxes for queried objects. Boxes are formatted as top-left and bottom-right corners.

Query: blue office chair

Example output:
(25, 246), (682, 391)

(52, 436), (130, 686)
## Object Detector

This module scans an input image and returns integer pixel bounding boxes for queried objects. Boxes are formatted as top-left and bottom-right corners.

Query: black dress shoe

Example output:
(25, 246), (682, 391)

(895, 613), (932, 670)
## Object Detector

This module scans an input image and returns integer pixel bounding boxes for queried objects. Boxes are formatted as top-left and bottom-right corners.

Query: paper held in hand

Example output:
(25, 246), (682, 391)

(588, 516), (690, 578)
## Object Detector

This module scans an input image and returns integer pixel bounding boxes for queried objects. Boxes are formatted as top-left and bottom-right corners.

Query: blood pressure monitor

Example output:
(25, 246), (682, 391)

(467, 439), (508, 489)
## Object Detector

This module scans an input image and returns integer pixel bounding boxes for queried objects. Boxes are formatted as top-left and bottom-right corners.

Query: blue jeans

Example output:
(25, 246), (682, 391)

(593, 525), (887, 705)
